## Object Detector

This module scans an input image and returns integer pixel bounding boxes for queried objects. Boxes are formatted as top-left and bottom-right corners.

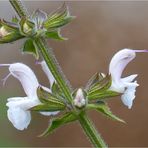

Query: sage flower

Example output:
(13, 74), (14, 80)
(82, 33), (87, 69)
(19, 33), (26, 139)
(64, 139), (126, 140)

(109, 48), (147, 109)
(2, 61), (58, 130)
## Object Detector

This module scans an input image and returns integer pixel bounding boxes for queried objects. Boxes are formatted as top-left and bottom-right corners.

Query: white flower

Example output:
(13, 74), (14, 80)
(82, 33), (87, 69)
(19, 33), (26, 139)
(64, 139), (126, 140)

(2, 61), (58, 130)
(109, 48), (147, 109)
(73, 88), (86, 108)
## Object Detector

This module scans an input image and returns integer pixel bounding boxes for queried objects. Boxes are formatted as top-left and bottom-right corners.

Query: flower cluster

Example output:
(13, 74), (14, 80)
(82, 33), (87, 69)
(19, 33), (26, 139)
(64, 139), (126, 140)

(1, 1), (148, 147)
(1, 48), (146, 132)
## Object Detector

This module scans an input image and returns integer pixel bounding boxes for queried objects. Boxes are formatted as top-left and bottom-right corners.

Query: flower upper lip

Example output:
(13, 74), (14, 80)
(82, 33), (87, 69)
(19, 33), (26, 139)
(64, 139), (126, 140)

(109, 49), (136, 83)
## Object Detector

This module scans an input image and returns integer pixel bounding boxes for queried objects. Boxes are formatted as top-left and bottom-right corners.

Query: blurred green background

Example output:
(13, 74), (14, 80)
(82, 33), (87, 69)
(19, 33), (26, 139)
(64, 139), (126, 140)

(0, 1), (148, 147)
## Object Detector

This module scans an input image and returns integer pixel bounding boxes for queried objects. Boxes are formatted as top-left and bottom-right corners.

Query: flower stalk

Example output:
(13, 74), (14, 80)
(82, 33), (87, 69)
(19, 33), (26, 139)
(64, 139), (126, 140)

(79, 112), (107, 147)
(9, 0), (107, 147)
(33, 37), (73, 104)
(9, 0), (28, 17)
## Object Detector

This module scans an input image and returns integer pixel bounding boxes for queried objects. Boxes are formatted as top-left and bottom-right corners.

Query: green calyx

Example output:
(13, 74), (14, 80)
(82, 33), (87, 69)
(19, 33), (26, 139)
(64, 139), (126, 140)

(43, 3), (75, 30)
(31, 86), (68, 112)
(0, 19), (23, 43)
(19, 17), (36, 36)
(18, 3), (74, 39)
(86, 72), (120, 100)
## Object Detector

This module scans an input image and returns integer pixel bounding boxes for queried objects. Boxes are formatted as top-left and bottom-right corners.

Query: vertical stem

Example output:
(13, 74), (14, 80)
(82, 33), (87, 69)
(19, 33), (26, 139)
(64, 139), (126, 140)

(9, 0), (28, 17)
(34, 37), (73, 103)
(79, 112), (107, 148)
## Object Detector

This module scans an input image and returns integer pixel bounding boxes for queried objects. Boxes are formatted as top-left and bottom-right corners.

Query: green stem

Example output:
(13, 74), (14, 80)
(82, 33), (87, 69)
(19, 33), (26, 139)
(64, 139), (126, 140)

(79, 112), (107, 148)
(34, 37), (73, 103)
(9, 0), (107, 147)
(9, 0), (28, 17)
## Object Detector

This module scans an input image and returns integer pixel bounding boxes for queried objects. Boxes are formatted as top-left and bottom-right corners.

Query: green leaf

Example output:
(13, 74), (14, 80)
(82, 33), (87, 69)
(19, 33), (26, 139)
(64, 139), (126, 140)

(43, 3), (75, 30)
(11, 16), (19, 24)
(22, 38), (39, 59)
(37, 86), (66, 108)
(0, 19), (24, 44)
(45, 30), (67, 40)
(87, 89), (120, 100)
(40, 112), (78, 136)
(19, 17), (35, 36)
(31, 103), (65, 112)
(87, 103), (125, 123)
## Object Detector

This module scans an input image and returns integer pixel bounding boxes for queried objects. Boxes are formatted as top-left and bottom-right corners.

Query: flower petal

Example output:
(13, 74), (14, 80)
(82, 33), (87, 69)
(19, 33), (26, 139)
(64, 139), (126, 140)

(40, 111), (59, 116)
(9, 63), (39, 98)
(6, 97), (40, 110)
(109, 49), (136, 84)
(121, 81), (139, 109)
(6, 97), (40, 130)
(121, 74), (138, 83)
(7, 107), (31, 130)
(40, 61), (55, 88)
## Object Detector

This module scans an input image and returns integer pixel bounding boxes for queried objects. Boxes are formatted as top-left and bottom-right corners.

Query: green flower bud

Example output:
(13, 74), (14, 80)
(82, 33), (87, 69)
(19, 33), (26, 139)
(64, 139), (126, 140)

(0, 19), (24, 43)
(19, 17), (36, 36)
(0, 26), (9, 37)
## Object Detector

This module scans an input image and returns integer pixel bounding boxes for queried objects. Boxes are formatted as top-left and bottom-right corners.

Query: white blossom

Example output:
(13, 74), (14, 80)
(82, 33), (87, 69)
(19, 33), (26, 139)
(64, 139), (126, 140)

(1, 62), (58, 130)
(109, 48), (144, 109)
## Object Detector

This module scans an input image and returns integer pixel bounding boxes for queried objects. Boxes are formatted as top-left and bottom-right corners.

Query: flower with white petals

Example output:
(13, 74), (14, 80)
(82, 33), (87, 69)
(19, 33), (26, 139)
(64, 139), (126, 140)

(2, 61), (58, 130)
(109, 48), (147, 109)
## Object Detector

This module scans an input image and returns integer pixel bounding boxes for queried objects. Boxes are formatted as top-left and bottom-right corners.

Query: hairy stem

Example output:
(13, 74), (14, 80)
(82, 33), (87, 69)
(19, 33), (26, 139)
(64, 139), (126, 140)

(9, 0), (28, 17)
(34, 37), (73, 103)
(79, 112), (107, 147)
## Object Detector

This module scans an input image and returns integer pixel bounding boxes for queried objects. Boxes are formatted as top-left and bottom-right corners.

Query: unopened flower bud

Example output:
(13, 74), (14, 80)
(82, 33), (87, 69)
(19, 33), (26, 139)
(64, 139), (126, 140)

(0, 26), (9, 37)
(0, 20), (24, 43)
(19, 17), (35, 36)
(73, 88), (86, 108)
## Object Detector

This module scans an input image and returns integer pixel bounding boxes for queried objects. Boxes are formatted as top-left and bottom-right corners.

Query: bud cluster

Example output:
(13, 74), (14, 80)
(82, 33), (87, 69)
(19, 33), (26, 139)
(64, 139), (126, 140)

(0, 4), (74, 58)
